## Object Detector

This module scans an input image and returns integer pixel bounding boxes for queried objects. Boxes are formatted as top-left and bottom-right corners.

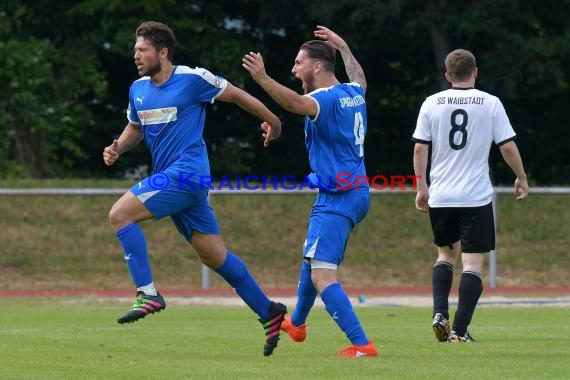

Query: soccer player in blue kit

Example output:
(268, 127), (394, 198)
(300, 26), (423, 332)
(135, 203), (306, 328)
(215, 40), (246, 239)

(242, 26), (378, 357)
(102, 21), (286, 356)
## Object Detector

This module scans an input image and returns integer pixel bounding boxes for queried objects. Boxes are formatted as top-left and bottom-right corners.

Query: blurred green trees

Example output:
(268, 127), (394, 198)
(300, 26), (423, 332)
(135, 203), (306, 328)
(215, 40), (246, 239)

(1, 0), (569, 183)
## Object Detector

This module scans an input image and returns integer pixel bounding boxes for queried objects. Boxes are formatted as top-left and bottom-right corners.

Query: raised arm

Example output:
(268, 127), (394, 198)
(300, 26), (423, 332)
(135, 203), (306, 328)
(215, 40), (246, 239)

(313, 25), (367, 93)
(242, 52), (318, 117)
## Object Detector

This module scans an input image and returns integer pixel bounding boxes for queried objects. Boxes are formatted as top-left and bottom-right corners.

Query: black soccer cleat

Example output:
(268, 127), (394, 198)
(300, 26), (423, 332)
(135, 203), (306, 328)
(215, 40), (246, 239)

(432, 312), (451, 342)
(259, 301), (287, 356)
(449, 330), (476, 343)
(117, 291), (166, 324)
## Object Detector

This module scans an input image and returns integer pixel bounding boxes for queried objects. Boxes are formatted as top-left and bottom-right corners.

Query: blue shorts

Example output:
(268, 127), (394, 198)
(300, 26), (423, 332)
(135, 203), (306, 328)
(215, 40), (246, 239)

(303, 188), (370, 265)
(129, 171), (220, 241)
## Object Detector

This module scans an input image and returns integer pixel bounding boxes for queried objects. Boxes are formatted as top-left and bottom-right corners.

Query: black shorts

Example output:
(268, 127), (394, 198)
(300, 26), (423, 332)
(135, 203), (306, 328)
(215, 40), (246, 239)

(428, 202), (495, 253)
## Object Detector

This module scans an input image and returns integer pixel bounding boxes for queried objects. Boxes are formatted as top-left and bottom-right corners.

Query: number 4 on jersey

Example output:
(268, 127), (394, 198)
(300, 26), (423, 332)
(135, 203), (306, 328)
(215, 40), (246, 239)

(354, 112), (365, 157)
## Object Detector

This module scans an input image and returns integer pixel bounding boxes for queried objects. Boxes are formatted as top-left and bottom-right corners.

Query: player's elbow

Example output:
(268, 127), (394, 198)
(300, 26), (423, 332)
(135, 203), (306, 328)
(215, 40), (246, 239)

(414, 143), (429, 156)
(499, 141), (518, 157)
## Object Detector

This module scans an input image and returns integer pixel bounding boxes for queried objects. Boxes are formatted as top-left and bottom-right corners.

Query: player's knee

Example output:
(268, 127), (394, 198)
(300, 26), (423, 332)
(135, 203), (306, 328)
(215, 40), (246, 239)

(437, 251), (458, 264)
(462, 253), (485, 272)
(191, 234), (227, 269)
(310, 267), (337, 293)
(108, 205), (127, 231)
(197, 252), (224, 269)
(437, 241), (460, 262)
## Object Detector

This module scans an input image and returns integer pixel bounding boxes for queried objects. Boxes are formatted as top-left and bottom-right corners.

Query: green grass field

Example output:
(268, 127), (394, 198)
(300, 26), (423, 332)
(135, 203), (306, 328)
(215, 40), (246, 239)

(1, 179), (569, 289)
(1, 300), (568, 379)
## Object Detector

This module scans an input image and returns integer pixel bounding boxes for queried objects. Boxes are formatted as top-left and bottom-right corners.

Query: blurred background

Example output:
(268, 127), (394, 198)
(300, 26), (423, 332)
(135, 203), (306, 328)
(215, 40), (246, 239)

(1, 1), (569, 290)
(1, 0), (569, 184)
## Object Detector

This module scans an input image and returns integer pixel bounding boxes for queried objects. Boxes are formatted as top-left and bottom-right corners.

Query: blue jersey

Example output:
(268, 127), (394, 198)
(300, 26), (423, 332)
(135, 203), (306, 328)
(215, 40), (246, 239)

(127, 65), (227, 177)
(304, 83), (367, 191)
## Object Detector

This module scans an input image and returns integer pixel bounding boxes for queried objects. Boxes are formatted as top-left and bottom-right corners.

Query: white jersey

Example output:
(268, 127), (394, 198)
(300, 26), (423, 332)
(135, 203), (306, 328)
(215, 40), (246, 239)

(412, 88), (516, 207)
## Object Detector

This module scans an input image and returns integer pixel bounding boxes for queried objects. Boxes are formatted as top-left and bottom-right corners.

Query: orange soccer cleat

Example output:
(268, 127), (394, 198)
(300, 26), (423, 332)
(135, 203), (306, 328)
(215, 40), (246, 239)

(337, 340), (378, 358)
(280, 315), (307, 342)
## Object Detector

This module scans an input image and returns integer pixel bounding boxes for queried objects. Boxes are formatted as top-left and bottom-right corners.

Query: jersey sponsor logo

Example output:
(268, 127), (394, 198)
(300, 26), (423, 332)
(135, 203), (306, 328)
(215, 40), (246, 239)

(136, 96), (144, 104)
(137, 107), (177, 125)
(339, 95), (365, 108)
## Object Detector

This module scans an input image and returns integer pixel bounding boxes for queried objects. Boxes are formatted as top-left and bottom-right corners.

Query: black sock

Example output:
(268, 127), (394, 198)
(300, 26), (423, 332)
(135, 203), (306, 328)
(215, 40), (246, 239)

(453, 271), (483, 335)
(432, 261), (454, 319)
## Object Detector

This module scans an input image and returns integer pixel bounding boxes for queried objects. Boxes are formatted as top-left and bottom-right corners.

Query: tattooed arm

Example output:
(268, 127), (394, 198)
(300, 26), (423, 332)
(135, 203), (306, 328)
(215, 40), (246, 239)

(313, 25), (367, 93)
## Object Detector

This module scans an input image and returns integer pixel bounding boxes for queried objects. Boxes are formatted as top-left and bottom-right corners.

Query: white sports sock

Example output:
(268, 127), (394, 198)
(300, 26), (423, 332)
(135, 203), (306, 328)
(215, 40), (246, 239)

(138, 282), (157, 296)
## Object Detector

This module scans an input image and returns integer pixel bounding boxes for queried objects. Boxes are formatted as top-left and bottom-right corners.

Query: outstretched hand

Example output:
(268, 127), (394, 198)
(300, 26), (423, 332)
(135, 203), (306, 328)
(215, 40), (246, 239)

(261, 121), (281, 147)
(103, 139), (120, 166)
(242, 52), (268, 82)
(313, 25), (347, 50)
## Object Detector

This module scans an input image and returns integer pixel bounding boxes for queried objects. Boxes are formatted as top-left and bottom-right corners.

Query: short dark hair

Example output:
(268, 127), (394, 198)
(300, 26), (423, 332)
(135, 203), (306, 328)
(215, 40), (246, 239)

(136, 21), (176, 61)
(299, 40), (336, 72)
(445, 49), (476, 82)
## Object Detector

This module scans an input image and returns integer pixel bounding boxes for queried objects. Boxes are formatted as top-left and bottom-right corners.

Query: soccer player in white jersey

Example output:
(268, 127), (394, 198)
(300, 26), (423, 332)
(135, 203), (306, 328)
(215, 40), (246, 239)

(412, 49), (528, 343)
(243, 26), (377, 358)
(102, 21), (287, 356)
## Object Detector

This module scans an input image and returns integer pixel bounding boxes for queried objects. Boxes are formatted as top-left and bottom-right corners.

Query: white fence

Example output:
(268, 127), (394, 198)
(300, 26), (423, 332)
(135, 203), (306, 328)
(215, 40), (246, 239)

(2, 186), (569, 196)
(1, 186), (568, 288)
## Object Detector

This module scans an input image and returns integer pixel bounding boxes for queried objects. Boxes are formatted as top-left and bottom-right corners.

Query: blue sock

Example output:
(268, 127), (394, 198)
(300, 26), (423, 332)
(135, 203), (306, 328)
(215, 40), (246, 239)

(291, 260), (317, 326)
(116, 223), (153, 288)
(216, 251), (271, 320)
(321, 283), (368, 346)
